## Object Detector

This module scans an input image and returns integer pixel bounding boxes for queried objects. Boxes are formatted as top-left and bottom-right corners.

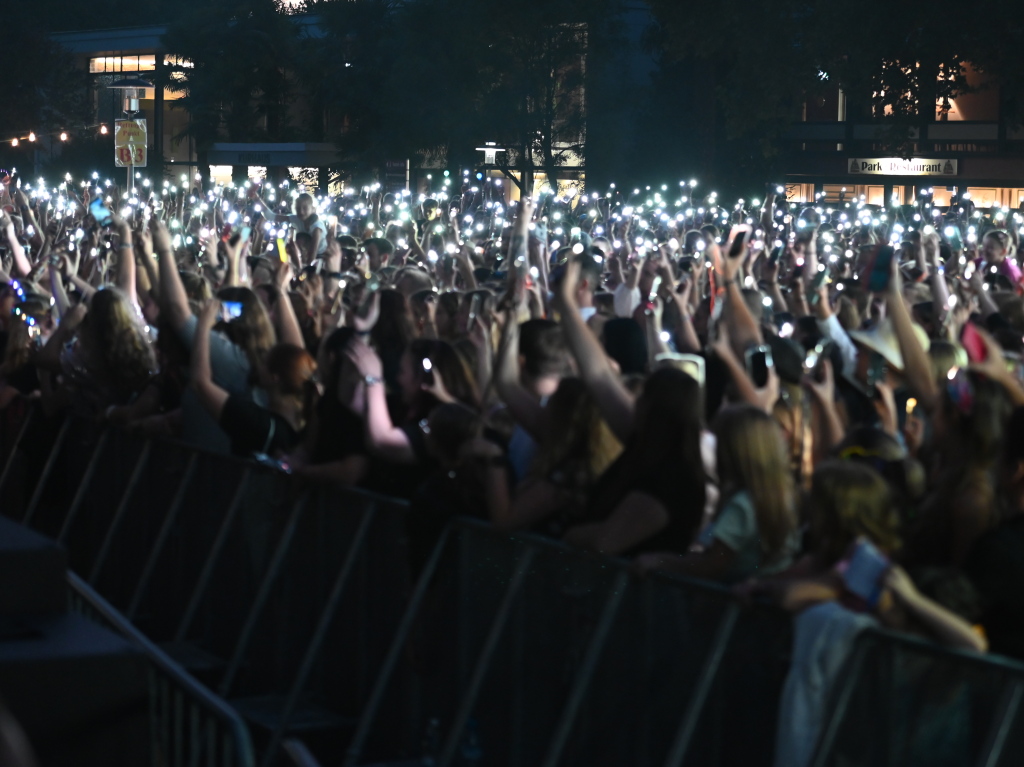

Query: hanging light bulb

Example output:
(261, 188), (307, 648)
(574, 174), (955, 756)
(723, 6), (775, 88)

(10, 138), (17, 147)
(28, 132), (36, 142)
(59, 132), (68, 142)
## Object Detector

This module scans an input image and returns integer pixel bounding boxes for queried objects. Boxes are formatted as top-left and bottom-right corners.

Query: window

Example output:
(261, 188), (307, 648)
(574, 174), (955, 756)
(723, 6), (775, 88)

(89, 55), (156, 73)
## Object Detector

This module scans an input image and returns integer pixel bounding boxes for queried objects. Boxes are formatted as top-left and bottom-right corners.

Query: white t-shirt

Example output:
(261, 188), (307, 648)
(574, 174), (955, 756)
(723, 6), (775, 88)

(613, 282), (641, 317)
(266, 212), (328, 255)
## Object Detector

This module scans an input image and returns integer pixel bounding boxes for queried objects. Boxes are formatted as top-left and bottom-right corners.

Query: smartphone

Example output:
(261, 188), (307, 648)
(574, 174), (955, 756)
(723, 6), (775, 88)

(276, 237), (288, 264)
(841, 538), (890, 607)
(961, 322), (988, 363)
(744, 344), (773, 387)
(223, 301), (244, 319)
(655, 352), (706, 387)
(678, 256), (695, 273)
(468, 293), (481, 325)
(89, 198), (113, 227)
(422, 357), (435, 386)
(727, 224), (752, 258)
(867, 245), (895, 293)
(867, 351), (887, 393)
(803, 342), (825, 379)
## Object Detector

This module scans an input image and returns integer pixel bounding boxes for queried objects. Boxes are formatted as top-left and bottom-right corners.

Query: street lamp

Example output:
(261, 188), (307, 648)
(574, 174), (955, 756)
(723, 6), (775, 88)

(108, 76), (152, 116)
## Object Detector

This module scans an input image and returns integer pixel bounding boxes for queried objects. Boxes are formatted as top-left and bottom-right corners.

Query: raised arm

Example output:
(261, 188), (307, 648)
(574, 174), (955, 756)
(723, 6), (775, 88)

(719, 234), (763, 357)
(346, 340), (417, 464)
(885, 260), (939, 411)
(273, 261), (305, 348)
(553, 257), (636, 442)
(112, 217), (138, 307)
(493, 309), (546, 440)
(1, 212), (31, 278)
(190, 300), (230, 421)
(151, 218), (191, 330)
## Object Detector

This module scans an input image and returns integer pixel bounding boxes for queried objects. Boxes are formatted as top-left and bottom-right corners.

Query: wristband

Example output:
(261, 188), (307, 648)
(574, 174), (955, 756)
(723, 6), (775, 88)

(363, 375), (382, 387)
(119, 242), (133, 249)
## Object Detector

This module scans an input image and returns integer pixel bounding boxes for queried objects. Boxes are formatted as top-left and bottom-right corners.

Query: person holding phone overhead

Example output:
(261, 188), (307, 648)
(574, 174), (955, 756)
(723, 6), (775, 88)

(256, 187), (328, 260)
(191, 298), (316, 458)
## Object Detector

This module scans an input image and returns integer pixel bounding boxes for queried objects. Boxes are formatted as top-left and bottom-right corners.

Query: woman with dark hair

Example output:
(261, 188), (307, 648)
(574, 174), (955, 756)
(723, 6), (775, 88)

(371, 288), (415, 388)
(289, 327), (369, 486)
(192, 299), (316, 458)
(345, 335), (479, 466)
(905, 367), (1012, 567)
(564, 367), (707, 555)
(497, 377), (621, 533)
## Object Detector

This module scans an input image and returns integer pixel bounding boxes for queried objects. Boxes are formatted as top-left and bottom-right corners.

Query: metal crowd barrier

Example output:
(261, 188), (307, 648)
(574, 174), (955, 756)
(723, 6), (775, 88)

(2, 409), (415, 767)
(342, 518), (792, 767)
(68, 571), (256, 767)
(6, 404), (1024, 767)
(811, 627), (1024, 767)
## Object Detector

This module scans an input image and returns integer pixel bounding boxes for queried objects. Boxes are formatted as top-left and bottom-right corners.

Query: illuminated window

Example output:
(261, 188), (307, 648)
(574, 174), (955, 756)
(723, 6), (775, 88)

(89, 55), (156, 73)
(209, 165), (234, 186)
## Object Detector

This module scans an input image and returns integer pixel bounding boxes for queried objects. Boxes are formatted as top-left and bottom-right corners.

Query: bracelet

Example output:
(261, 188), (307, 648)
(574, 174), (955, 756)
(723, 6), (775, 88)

(363, 374), (382, 387)
(355, 329), (371, 336)
(118, 242), (133, 249)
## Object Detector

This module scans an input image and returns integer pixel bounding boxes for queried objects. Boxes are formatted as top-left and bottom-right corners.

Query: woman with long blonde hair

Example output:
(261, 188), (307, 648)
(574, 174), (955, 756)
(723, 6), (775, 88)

(637, 405), (800, 582)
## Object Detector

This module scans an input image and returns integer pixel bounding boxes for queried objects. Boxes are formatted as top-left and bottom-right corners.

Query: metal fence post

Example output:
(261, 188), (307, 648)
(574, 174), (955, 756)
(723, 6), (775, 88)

(127, 453), (199, 621)
(88, 440), (153, 585)
(260, 504), (378, 767)
(437, 547), (537, 767)
(808, 637), (870, 767)
(58, 430), (110, 543)
(0, 405), (34, 498)
(219, 492), (309, 697)
(976, 680), (1023, 767)
(21, 417), (71, 527)
(661, 602), (741, 767)
(174, 468), (251, 643)
(540, 570), (631, 767)
(343, 525), (454, 767)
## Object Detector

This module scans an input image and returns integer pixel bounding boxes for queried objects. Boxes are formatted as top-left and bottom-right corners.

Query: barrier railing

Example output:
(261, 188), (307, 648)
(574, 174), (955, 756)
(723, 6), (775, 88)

(343, 518), (792, 767)
(811, 627), (1024, 767)
(6, 405), (1024, 767)
(68, 571), (256, 767)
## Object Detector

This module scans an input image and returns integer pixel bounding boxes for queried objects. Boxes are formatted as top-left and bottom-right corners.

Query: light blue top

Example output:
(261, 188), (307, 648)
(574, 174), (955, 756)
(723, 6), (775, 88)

(699, 490), (800, 583)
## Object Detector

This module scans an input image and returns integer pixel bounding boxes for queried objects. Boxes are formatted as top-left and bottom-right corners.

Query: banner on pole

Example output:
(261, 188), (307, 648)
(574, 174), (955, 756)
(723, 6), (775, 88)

(114, 119), (147, 168)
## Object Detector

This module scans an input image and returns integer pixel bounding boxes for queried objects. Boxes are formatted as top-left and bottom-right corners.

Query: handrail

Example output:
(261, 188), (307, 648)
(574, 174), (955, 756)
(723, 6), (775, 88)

(67, 571), (256, 767)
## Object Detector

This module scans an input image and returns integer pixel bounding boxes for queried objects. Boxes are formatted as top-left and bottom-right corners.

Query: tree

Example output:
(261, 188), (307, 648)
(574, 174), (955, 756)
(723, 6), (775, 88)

(0, 7), (91, 167)
(162, 0), (300, 178)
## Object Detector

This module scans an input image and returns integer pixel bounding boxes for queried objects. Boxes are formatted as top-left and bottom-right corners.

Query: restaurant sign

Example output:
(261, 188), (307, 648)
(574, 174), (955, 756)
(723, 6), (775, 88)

(848, 158), (957, 176)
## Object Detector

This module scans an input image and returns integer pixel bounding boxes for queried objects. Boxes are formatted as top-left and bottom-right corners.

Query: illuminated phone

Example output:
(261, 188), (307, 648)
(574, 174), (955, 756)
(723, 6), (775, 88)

(727, 224), (752, 258)
(89, 198), (113, 227)
(841, 538), (890, 607)
(422, 357), (435, 386)
(223, 301), (243, 319)
(276, 237), (288, 264)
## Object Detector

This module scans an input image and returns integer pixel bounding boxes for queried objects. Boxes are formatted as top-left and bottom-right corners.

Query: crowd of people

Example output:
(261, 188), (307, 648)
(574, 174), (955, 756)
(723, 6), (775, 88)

(2, 168), (1023, 763)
